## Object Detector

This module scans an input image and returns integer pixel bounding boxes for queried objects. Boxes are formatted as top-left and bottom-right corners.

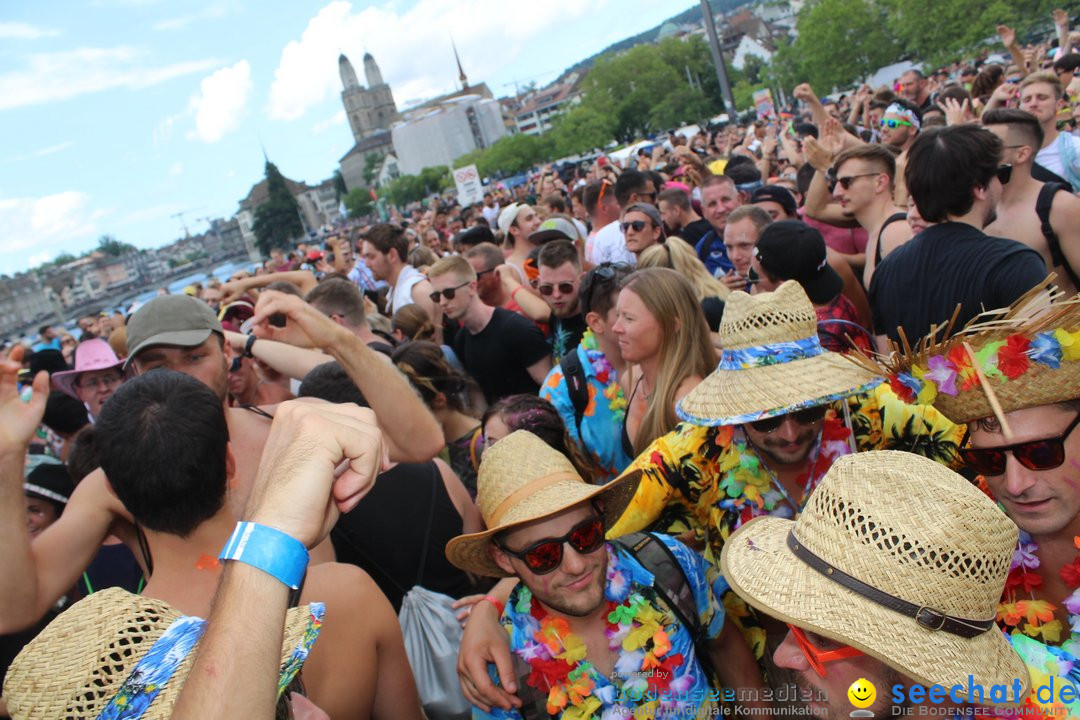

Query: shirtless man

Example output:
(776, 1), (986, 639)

(982, 109), (1080, 297)
(803, 142), (911, 287)
(0, 294), (443, 632)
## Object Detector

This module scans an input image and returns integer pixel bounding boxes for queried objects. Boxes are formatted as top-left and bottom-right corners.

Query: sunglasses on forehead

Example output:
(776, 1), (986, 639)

(747, 405), (828, 433)
(495, 515), (605, 575)
(959, 412), (1080, 476)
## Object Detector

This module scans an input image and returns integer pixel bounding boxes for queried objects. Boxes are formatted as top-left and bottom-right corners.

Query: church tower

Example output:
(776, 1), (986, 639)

(339, 53), (360, 91)
(363, 52), (384, 87)
(339, 52), (399, 144)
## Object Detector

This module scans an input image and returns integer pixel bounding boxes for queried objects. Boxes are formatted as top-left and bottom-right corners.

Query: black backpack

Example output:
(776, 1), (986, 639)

(509, 532), (717, 719)
(560, 349), (589, 439)
(1037, 182), (1079, 290)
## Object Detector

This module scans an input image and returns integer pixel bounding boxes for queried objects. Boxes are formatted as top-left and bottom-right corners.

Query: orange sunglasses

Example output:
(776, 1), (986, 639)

(786, 624), (864, 677)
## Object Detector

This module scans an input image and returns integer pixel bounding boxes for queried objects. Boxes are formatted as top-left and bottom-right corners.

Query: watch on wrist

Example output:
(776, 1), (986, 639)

(243, 334), (257, 358)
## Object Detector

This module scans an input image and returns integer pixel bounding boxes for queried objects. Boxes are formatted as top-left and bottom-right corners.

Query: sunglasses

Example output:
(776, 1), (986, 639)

(879, 118), (914, 129)
(747, 405), (828, 433)
(229, 356), (244, 373)
(833, 172), (880, 190)
(429, 280), (470, 303)
(959, 413), (1080, 476)
(475, 267), (496, 279)
(538, 281), (575, 296)
(495, 515), (605, 575)
(786, 624), (864, 677)
(620, 220), (653, 233)
(995, 164), (1013, 185)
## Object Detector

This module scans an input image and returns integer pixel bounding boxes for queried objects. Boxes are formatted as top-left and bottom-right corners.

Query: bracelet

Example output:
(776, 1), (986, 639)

(243, 334), (257, 358)
(219, 522), (309, 589)
(510, 286), (524, 299)
(481, 595), (505, 616)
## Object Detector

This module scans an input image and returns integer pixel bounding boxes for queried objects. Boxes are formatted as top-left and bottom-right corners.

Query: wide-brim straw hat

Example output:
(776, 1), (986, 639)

(677, 280), (882, 426)
(869, 277), (1080, 424)
(446, 430), (641, 578)
(4, 587), (320, 719)
(721, 450), (1029, 704)
(50, 338), (125, 399)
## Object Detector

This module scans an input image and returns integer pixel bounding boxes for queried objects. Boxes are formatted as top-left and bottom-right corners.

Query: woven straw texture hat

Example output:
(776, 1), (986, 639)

(677, 281), (882, 426)
(445, 430), (641, 578)
(721, 451), (1029, 704)
(870, 280), (1080, 424)
(4, 587), (317, 719)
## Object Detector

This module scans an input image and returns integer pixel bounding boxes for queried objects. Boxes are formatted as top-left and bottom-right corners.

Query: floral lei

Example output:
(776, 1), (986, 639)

(888, 328), (1080, 405)
(712, 412), (854, 523)
(999, 530), (1080, 658)
(581, 330), (627, 425)
(508, 545), (695, 719)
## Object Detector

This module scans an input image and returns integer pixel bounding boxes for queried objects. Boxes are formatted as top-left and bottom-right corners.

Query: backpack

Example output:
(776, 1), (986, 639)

(509, 532), (716, 719)
(1036, 182), (1080, 291)
(560, 348), (589, 439)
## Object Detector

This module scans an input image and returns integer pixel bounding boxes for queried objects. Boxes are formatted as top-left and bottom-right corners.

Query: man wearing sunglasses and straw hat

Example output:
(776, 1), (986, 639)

(879, 286), (1080, 716)
(447, 430), (766, 719)
(459, 281), (962, 710)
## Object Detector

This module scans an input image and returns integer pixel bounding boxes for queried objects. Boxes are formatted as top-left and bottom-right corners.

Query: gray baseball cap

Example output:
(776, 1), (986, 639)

(124, 295), (223, 369)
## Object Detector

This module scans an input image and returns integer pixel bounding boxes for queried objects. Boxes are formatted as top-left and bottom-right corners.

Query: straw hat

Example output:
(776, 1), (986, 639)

(445, 431), (641, 578)
(677, 281), (882, 426)
(3, 587), (320, 719)
(50, 339), (124, 399)
(871, 279), (1080, 424)
(721, 451), (1029, 704)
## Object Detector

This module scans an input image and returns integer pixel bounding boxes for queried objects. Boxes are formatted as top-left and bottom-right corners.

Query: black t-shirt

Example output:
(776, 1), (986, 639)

(869, 222), (1047, 343)
(330, 461), (477, 612)
(677, 218), (714, 249)
(701, 296), (726, 332)
(454, 307), (551, 403)
(550, 312), (588, 364)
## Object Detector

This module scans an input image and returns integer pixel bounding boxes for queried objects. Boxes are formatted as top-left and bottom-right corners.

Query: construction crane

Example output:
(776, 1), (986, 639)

(170, 208), (205, 238)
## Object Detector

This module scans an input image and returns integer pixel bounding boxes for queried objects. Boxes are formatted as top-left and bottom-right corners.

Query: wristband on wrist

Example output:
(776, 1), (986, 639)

(481, 595), (505, 616)
(219, 522), (309, 589)
(510, 286), (523, 300)
(243, 334), (257, 358)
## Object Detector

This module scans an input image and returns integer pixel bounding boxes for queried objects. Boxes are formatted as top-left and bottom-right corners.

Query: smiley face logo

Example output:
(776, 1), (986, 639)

(848, 678), (876, 709)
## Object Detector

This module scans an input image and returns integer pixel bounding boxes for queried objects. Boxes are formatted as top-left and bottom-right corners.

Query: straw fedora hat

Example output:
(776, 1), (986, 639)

(50, 338), (125, 399)
(677, 281), (882, 427)
(873, 279), (1080, 424)
(721, 450), (1029, 704)
(446, 431), (641, 578)
(3, 587), (321, 719)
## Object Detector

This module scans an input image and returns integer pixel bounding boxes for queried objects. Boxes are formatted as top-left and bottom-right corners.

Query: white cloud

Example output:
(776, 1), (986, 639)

(7, 141), (74, 163)
(0, 22), (60, 40)
(0, 192), (102, 259)
(27, 250), (55, 267)
(185, 60), (252, 143)
(267, 0), (596, 121)
(169, 161), (184, 176)
(312, 110), (346, 134)
(153, 5), (227, 31)
(0, 46), (220, 111)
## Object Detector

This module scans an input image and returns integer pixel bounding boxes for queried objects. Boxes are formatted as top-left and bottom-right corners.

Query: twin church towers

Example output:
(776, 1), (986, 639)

(338, 52), (399, 144)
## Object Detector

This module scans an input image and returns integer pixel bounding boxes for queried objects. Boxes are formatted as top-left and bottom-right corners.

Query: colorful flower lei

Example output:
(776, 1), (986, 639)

(999, 531), (1080, 658)
(581, 330), (626, 425)
(509, 545), (697, 719)
(887, 328), (1080, 405)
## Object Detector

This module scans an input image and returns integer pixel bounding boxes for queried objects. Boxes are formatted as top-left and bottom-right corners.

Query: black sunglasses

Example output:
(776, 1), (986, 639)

(833, 172), (880, 190)
(538, 282), (575, 296)
(620, 220), (653, 233)
(429, 280), (470, 303)
(959, 413), (1080, 476)
(495, 515), (605, 575)
(475, 267), (496, 279)
(995, 164), (1013, 185)
(748, 405), (828, 434)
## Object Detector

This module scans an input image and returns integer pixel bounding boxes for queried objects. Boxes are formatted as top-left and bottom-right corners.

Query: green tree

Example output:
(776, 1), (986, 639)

(549, 106), (616, 157)
(251, 161), (303, 256)
(96, 235), (136, 257)
(362, 152), (382, 185)
(770, 0), (900, 94)
(332, 169), (347, 199)
(380, 166), (453, 206)
(343, 187), (374, 217)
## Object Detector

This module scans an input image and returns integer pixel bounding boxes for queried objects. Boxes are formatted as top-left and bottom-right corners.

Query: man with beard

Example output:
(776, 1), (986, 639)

(869, 124), (1047, 348)
(447, 430), (766, 719)
(721, 451), (1029, 716)
(456, 282), (963, 711)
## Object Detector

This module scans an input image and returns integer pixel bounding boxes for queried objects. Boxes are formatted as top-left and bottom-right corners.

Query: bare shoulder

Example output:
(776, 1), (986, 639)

(1051, 188), (1080, 226)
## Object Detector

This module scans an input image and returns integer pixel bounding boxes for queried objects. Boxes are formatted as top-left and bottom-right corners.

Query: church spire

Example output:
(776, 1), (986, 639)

(451, 37), (468, 89)
(339, 53), (361, 90)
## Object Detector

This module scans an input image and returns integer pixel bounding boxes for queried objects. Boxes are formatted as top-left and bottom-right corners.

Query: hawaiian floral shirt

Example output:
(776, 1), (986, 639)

(475, 538), (726, 720)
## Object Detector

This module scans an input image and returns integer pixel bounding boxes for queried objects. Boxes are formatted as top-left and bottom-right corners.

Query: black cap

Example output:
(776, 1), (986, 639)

(28, 349), (69, 376)
(751, 185), (799, 217)
(24, 462), (74, 506)
(754, 221), (843, 305)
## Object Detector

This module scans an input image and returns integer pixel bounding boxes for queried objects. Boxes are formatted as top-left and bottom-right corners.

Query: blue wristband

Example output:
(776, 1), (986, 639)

(219, 522), (309, 590)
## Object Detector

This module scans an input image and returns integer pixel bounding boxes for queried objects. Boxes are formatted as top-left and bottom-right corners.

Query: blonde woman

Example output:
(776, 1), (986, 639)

(614, 267), (717, 455)
(637, 237), (729, 332)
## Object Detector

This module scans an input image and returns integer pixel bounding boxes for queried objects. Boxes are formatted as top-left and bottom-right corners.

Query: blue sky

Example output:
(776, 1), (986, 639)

(0, 0), (693, 276)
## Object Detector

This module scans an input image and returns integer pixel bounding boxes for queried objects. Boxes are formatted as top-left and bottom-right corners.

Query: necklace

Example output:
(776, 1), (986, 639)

(581, 331), (627, 424)
(1000, 530), (1080, 656)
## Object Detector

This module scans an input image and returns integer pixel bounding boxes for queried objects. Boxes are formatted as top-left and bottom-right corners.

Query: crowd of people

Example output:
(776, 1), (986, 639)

(2, 8), (1080, 719)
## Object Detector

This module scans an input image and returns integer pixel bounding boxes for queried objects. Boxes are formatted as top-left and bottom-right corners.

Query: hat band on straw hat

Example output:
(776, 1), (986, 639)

(787, 531), (996, 638)
(488, 472), (583, 527)
(719, 335), (822, 371)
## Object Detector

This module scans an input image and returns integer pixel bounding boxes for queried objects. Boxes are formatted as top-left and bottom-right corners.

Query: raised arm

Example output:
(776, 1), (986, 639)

(221, 270), (319, 304)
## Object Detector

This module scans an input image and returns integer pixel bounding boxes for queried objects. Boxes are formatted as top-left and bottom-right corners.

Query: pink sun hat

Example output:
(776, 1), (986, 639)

(51, 339), (125, 399)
